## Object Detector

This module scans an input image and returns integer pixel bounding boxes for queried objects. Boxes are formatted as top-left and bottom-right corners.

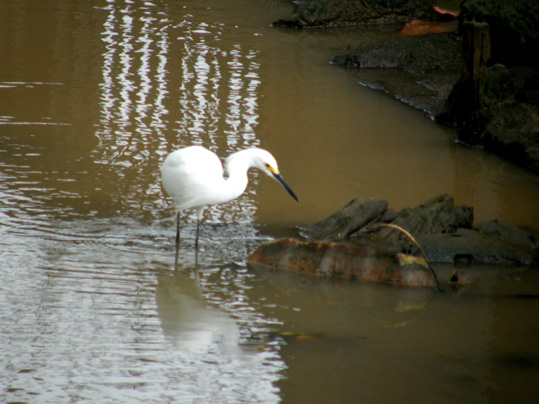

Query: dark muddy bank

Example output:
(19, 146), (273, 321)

(274, 0), (539, 173)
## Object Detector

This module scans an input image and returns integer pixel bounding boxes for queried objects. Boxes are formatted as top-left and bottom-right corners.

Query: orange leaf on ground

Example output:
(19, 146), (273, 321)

(401, 19), (458, 36)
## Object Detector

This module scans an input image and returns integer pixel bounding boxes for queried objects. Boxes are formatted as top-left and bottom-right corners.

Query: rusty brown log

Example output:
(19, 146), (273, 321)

(248, 239), (437, 288)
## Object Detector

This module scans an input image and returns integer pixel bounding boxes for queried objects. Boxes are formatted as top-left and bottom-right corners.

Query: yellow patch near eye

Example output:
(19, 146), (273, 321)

(265, 163), (277, 174)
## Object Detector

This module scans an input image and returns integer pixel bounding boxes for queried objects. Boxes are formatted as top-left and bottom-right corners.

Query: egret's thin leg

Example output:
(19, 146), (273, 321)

(175, 212), (181, 245)
(174, 240), (180, 272)
(195, 219), (200, 249)
(194, 208), (204, 250)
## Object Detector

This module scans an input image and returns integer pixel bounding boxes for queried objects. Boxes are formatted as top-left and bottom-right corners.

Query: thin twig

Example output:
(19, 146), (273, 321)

(374, 223), (442, 291)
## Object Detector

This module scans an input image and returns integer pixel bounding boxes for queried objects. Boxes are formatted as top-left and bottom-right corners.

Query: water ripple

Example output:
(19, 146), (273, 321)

(1, 214), (284, 403)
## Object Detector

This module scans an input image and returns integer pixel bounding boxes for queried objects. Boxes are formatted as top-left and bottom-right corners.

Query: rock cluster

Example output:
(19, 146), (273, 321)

(303, 194), (538, 265)
(248, 194), (537, 288)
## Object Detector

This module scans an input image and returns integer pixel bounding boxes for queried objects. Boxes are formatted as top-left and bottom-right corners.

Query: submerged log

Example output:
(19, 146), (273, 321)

(248, 238), (437, 288)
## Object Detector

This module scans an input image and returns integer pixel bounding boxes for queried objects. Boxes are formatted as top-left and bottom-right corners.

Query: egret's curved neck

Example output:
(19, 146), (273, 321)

(218, 149), (258, 203)
(220, 169), (248, 202)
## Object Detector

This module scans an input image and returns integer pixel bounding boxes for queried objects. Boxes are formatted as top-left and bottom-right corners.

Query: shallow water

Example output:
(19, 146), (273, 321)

(1, 1), (538, 403)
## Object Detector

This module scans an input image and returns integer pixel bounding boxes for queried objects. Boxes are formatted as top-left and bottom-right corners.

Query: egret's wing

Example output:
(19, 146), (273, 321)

(161, 146), (224, 210)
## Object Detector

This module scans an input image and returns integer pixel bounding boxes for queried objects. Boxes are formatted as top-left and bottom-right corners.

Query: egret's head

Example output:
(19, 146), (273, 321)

(253, 149), (299, 202)
(248, 148), (278, 176)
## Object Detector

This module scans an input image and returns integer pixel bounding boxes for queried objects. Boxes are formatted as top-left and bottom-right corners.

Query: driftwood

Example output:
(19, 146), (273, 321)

(248, 238), (438, 288)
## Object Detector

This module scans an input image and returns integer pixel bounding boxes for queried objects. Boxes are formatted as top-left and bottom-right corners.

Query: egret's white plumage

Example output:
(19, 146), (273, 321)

(161, 146), (298, 247)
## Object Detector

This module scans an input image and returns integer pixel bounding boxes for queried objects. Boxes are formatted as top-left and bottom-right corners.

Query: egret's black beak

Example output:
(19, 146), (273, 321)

(273, 172), (299, 202)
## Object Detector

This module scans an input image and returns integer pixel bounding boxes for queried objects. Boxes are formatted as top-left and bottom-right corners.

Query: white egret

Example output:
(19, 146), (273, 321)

(161, 145), (298, 248)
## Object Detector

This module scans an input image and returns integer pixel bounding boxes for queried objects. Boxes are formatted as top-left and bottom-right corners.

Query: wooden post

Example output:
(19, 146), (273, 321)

(458, 21), (490, 147)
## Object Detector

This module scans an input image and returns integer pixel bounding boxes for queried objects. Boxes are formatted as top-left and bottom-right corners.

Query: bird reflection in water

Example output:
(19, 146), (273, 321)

(154, 245), (242, 355)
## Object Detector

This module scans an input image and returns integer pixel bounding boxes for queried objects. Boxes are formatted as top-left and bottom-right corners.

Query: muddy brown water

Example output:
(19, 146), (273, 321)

(1, 1), (538, 403)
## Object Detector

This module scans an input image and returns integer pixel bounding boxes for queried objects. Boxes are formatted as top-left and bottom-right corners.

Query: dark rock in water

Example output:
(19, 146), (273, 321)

(416, 229), (537, 265)
(301, 194), (538, 265)
(305, 194), (473, 242)
(479, 219), (538, 251)
(303, 198), (389, 240)
(248, 238), (437, 288)
(370, 194), (473, 242)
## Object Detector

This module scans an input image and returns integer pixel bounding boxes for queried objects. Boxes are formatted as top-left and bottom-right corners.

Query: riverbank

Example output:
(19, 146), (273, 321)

(273, 0), (539, 173)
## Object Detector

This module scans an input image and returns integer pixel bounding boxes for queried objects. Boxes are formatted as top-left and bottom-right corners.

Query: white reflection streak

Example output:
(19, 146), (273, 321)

(225, 45), (244, 146)
(243, 50), (261, 141)
(177, 23), (216, 144)
(134, 18), (152, 132)
(153, 25), (170, 136)
(175, 23), (264, 151)
(118, 13), (134, 128)
(191, 41), (210, 136)
(207, 48), (222, 144)
(178, 37), (195, 142)
(135, 14), (170, 142)
(98, 6), (117, 139)
(97, 1), (171, 166)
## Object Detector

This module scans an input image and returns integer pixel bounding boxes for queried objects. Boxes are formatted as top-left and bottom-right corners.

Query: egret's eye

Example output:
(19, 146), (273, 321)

(265, 163), (277, 174)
